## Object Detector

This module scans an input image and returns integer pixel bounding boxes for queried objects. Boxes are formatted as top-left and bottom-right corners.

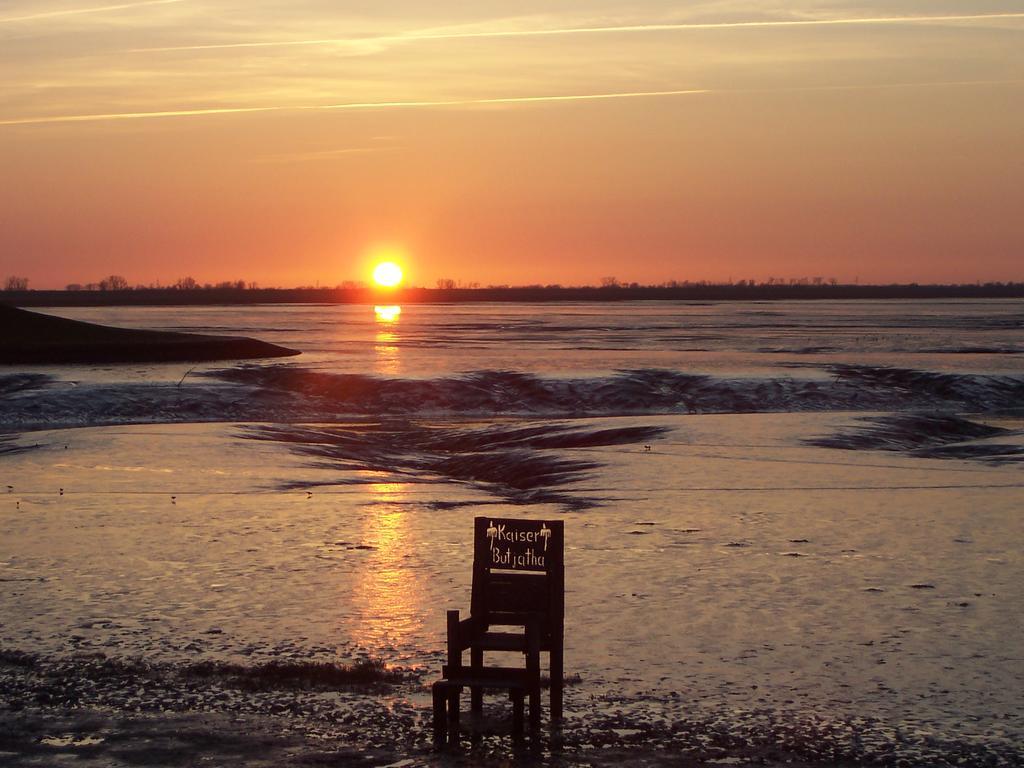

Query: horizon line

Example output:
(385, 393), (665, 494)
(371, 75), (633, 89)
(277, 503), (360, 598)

(9, 281), (1024, 293)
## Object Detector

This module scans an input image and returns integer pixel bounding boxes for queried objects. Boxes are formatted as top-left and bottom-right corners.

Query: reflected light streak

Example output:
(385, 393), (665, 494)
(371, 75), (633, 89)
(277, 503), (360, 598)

(374, 305), (401, 322)
(374, 305), (401, 375)
(349, 481), (425, 649)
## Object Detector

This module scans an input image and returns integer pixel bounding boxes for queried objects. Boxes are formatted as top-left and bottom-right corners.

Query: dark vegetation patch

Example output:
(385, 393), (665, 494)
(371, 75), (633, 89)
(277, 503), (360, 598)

(2, 648), (1021, 767)
(0, 649), (37, 668)
(244, 421), (668, 509)
(564, 705), (1022, 768)
(0, 709), (389, 767)
(0, 374), (52, 439)
(0, 372), (51, 396)
(826, 365), (1024, 411)
(5, 363), (1022, 430)
(211, 363), (1024, 417)
(806, 414), (1024, 464)
(919, 346), (1023, 355)
(211, 366), (717, 414)
(916, 443), (1024, 461)
(0, 433), (38, 457)
(183, 657), (407, 689)
(0, 648), (413, 710)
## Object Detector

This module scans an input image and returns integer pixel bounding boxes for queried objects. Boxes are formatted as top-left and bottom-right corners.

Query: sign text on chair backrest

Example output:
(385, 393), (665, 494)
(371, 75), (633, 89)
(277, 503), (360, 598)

(482, 518), (560, 571)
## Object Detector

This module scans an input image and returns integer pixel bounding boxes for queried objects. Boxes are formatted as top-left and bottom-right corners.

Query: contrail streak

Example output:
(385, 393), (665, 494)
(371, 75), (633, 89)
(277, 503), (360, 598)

(744, 78), (1024, 94)
(0, 89), (710, 126)
(0, 105), (279, 126)
(4, 80), (1023, 128)
(130, 12), (1024, 53)
(0, 0), (182, 24)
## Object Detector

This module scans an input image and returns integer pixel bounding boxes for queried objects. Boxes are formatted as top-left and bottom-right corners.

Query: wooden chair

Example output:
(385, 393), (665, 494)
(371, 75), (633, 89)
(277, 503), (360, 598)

(432, 613), (540, 745)
(445, 517), (565, 724)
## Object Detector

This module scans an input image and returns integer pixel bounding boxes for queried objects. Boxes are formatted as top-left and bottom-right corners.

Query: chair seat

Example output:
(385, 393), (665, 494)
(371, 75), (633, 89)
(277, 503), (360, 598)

(476, 631), (530, 652)
(439, 665), (537, 690)
(433, 665), (538, 745)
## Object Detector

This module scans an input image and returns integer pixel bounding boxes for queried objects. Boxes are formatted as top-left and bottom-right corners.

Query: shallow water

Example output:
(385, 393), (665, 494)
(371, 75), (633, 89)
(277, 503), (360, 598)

(16, 298), (1024, 383)
(2, 415), (1022, 757)
(1, 300), (1023, 764)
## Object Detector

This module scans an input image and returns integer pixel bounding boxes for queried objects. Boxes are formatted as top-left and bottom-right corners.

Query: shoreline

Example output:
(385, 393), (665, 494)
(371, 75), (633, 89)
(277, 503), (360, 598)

(3, 283), (1024, 307)
(0, 305), (299, 365)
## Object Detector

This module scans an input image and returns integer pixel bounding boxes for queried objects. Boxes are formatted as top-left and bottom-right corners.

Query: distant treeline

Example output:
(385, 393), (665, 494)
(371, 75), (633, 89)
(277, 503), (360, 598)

(3, 281), (1024, 306)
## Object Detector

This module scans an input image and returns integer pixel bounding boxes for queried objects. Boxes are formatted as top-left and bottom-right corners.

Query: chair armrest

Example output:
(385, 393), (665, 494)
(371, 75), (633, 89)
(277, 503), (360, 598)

(446, 609), (485, 669)
(447, 610), (481, 650)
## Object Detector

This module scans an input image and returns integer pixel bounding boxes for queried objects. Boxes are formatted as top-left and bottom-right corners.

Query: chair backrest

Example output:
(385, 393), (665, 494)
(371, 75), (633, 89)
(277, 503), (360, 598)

(471, 516), (564, 638)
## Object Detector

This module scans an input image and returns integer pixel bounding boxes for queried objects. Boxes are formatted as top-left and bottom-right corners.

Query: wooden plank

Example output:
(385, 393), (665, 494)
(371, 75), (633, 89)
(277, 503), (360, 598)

(483, 573), (549, 612)
(473, 631), (532, 651)
(442, 665), (533, 680)
(440, 672), (534, 690)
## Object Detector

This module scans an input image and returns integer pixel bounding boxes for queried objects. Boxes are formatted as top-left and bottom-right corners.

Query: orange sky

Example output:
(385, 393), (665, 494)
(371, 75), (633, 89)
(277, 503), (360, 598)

(1, 1), (1023, 288)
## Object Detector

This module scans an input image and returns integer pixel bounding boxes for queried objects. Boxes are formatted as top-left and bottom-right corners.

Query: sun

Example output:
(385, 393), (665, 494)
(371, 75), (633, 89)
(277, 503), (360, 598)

(373, 261), (403, 288)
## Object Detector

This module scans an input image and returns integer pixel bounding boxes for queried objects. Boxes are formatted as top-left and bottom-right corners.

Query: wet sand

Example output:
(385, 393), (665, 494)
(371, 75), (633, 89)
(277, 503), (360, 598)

(1, 414), (1022, 766)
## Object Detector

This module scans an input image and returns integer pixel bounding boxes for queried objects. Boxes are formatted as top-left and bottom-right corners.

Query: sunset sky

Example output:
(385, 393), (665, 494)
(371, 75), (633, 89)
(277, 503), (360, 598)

(1, 1), (1022, 288)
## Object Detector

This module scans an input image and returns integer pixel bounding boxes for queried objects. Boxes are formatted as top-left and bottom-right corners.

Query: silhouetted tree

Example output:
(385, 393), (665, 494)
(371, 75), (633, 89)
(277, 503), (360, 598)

(98, 275), (129, 291)
(3, 276), (29, 291)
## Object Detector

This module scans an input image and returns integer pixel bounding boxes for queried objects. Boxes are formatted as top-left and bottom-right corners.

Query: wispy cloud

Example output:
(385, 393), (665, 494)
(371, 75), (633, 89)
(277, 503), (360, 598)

(0, 0), (182, 25)
(4, 80), (1023, 128)
(0, 88), (711, 127)
(129, 12), (1024, 54)
(748, 78), (1024, 94)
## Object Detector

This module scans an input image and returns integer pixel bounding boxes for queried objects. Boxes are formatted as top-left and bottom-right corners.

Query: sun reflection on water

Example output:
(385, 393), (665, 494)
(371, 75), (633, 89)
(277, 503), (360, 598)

(373, 306), (401, 375)
(374, 305), (401, 322)
(349, 480), (425, 651)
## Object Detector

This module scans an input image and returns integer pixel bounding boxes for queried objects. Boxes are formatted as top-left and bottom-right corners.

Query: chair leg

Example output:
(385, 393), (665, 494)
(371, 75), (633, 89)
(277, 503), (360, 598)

(432, 683), (447, 746)
(470, 647), (483, 712)
(447, 687), (461, 746)
(551, 649), (564, 721)
(510, 689), (524, 737)
(529, 685), (541, 728)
